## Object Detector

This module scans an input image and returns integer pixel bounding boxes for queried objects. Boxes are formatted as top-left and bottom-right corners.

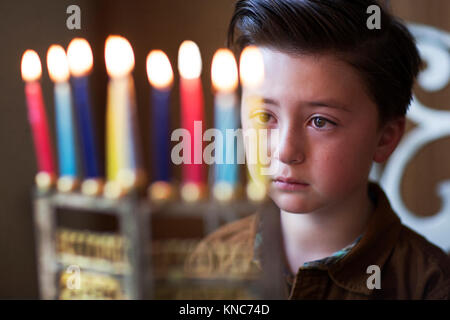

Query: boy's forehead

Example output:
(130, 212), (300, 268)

(248, 47), (371, 109)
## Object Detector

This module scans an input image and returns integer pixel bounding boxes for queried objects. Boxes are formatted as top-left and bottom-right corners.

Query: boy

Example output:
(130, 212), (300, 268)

(185, 0), (450, 299)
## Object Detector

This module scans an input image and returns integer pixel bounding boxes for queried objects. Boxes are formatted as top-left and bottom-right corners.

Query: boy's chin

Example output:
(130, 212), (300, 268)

(269, 191), (315, 214)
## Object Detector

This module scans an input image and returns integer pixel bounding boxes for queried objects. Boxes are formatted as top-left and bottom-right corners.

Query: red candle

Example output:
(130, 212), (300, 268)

(178, 41), (205, 201)
(21, 50), (55, 186)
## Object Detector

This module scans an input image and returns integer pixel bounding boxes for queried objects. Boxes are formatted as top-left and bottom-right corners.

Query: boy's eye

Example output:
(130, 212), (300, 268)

(251, 111), (274, 125)
(310, 116), (336, 129)
(258, 113), (272, 123)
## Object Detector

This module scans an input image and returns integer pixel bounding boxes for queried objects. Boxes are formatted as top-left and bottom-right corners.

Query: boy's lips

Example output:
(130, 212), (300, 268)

(271, 176), (309, 191)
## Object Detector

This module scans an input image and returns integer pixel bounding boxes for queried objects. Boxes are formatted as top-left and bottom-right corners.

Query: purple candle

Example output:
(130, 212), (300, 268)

(146, 50), (173, 182)
(67, 38), (100, 179)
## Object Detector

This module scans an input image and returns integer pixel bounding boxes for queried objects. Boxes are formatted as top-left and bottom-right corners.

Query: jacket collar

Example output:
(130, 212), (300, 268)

(255, 183), (403, 296)
(327, 183), (402, 295)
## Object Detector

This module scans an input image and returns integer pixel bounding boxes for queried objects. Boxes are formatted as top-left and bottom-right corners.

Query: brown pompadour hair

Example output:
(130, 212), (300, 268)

(228, 0), (422, 124)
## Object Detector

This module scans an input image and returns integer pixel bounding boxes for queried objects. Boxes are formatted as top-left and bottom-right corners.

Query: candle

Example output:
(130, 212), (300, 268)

(104, 35), (142, 198)
(146, 50), (174, 201)
(21, 50), (56, 190)
(178, 40), (205, 202)
(211, 49), (239, 202)
(47, 45), (78, 192)
(125, 75), (145, 187)
(67, 38), (101, 195)
(146, 50), (173, 182)
(239, 46), (267, 202)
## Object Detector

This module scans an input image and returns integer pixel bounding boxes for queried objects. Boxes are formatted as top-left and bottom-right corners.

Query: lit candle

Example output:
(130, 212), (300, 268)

(211, 49), (239, 202)
(104, 35), (142, 198)
(21, 50), (56, 191)
(178, 40), (205, 202)
(239, 46), (267, 202)
(146, 50), (173, 181)
(47, 45), (78, 192)
(67, 38), (101, 195)
(146, 50), (174, 201)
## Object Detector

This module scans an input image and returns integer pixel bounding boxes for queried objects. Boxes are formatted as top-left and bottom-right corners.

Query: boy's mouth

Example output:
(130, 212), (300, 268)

(271, 176), (309, 191)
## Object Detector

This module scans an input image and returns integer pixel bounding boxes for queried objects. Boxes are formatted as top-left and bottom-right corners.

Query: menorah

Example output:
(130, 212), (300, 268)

(23, 35), (283, 299)
(33, 187), (289, 300)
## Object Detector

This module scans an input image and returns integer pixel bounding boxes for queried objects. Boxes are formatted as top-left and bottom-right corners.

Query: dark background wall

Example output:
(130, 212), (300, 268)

(0, 0), (448, 299)
(0, 0), (236, 299)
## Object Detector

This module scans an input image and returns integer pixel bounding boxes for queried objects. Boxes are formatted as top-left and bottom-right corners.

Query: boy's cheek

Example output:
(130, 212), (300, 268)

(312, 149), (373, 191)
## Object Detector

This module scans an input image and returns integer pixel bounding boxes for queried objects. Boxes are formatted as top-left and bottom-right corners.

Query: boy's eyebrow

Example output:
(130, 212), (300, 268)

(262, 98), (279, 106)
(261, 97), (351, 112)
(306, 100), (351, 112)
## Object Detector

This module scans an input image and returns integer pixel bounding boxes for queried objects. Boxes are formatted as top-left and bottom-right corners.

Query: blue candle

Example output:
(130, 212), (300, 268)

(214, 95), (239, 185)
(54, 82), (77, 177)
(146, 50), (173, 182)
(71, 76), (100, 178)
(67, 38), (100, 181)
(211, 49), (239, 200)
(151, 87), (171, 181)
(47, 45), (77, 190)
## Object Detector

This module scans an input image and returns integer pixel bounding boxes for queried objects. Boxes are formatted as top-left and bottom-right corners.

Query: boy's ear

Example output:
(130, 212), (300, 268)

(373, 116), (405, 163)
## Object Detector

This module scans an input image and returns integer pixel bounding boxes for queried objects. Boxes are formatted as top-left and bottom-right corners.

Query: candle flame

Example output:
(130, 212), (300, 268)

(211, 49), (238, 92)
(146, 50), (173, 89)
(239, 46), (264, 88)
(47, 45), (70, 82)
(178, 40), (202, 79)
(67, 38), (93, 77)
(105, 35), (135, 78)
(21, 50), (42, 81)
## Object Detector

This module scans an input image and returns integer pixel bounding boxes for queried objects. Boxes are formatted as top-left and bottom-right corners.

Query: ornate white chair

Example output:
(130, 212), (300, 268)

(371, 23), (450, 252)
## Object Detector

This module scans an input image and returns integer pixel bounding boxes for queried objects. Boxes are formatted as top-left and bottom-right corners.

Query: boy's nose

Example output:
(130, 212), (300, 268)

(275, 126), (305, 165)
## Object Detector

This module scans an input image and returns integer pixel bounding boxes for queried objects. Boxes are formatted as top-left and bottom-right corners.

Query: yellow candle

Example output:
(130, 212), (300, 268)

(104, 35), (136, 197)
(239, 46), (267, 201)
(106, 79), (118, 182)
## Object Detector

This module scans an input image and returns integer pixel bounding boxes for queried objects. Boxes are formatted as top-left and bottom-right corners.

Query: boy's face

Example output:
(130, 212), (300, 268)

(241, 47), (397, 214)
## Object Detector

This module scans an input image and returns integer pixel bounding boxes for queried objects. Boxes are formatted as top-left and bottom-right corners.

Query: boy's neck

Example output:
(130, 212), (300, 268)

(279, 185), (374, 273)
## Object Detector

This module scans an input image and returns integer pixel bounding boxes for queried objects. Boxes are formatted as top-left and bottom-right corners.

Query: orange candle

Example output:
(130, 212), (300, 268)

(21, 50), (55, 188)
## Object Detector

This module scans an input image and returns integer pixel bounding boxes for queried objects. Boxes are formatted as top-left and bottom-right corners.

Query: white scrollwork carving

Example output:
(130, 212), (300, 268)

(378, 23), (450, 251)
